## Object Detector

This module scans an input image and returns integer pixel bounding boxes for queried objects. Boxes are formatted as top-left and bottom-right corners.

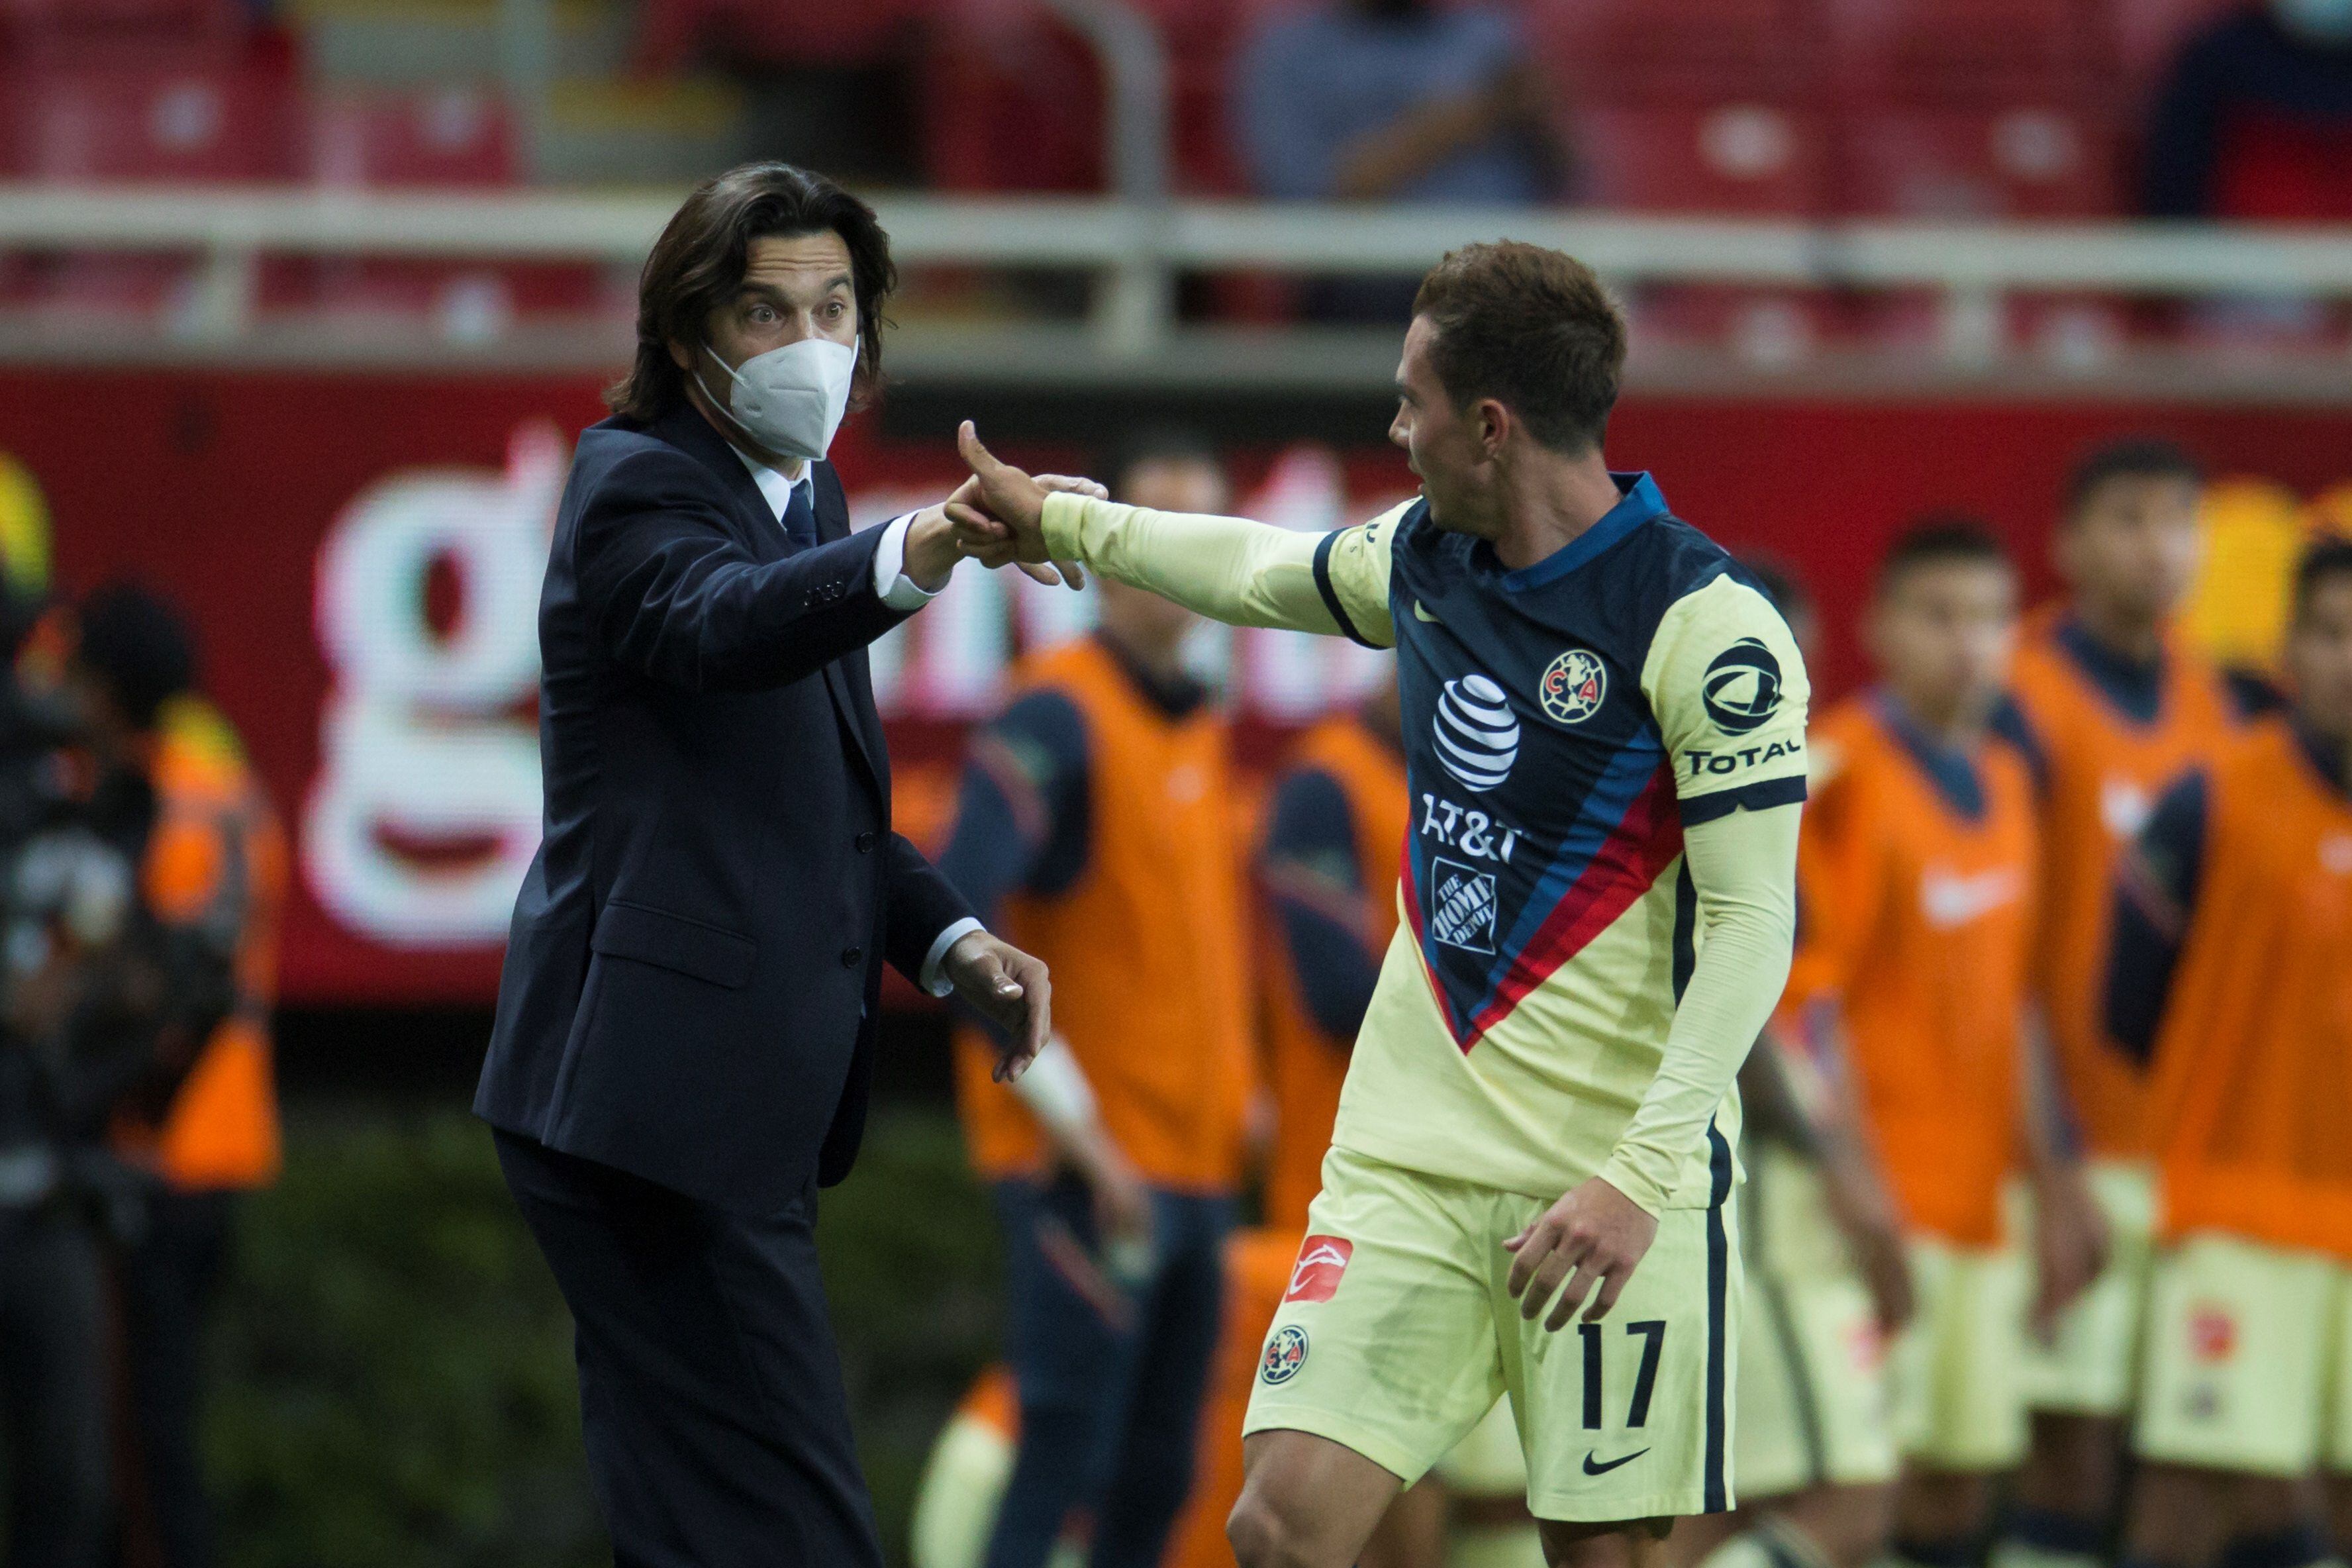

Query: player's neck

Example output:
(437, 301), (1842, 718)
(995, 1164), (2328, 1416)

(2069, 597), (2165, 665)
(1886, 685), (1986, 752)
(1490, 451), (1624, 573)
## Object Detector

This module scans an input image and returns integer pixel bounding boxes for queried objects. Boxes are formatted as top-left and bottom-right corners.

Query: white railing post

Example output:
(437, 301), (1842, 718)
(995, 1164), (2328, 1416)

(1038, 0), (1175, 359)
(172, 244), (256, 342)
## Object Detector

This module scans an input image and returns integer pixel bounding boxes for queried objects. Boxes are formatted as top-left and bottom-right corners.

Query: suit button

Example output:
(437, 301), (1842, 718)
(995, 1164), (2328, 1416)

(841, 946), (863, 968)
(855, 831), (877, 853)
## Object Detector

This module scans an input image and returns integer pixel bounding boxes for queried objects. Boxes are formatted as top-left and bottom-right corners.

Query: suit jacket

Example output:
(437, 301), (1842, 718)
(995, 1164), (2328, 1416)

(475, 400), (974, 1214)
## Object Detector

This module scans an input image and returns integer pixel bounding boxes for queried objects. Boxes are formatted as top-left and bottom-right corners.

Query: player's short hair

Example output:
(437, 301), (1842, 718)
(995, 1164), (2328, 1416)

(609, 162), (897, 423)
(73, 581), (196, 731)
(1875, 515), (2015, 597)
(1098, 426), (1224, 504)
(2291, 536), (2352, 620)
(2065, 438), (2204, 520)
(1410, 242), (1627, 455)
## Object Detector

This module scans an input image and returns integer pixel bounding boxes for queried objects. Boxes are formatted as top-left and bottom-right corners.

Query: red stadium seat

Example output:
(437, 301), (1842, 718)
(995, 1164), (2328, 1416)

(1571, 99), (1831, 215)
(308, 89), (516, 188)
(918, 5), (1104, 192)
(14, 61), (300, 183)
(1529, 0), (1821, 97)
(1826, 0), (2113, 95)
(1839, 99), (2122, 217)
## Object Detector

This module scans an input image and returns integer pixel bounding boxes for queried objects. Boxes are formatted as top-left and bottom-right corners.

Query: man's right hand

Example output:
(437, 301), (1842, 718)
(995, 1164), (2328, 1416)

(948, 422), (1089, 589)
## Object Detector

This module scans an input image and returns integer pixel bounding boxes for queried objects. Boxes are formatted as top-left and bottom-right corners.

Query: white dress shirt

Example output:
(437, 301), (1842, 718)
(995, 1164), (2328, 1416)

(729, 448), (981, 993)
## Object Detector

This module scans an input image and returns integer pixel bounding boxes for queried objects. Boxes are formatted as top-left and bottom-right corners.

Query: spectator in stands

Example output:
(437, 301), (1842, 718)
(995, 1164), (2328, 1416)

(64, 586), (285, 1568)
(1232, 0), (1566, 318)
(2145, 0), (2352, 220)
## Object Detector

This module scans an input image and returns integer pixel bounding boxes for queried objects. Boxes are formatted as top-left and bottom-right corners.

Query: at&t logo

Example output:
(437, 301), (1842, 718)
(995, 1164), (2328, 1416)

(1434, 674), (1520, 793)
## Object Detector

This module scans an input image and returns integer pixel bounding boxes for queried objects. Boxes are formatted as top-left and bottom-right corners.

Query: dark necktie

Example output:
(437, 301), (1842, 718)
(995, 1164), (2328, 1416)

(781, 481), (818, 553)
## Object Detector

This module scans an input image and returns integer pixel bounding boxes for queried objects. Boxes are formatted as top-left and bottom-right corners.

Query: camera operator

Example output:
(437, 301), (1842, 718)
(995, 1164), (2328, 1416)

(0, 611), (154, 1568)
(50, 585), (285, 1568)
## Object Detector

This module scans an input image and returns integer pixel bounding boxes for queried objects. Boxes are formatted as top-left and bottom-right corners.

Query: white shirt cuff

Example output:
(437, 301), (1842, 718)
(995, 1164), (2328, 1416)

(874, 511), (950, 611)
(919, 916), (986, 997)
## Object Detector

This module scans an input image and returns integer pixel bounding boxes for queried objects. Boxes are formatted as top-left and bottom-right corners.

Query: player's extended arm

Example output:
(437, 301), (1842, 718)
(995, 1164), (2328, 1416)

(950, 421), (1396, 643)
(1596, 802), (1799, 1213)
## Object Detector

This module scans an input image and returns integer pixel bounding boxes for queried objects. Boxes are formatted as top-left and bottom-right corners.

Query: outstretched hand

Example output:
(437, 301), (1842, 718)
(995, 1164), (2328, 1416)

(947, 421), (1090, 591)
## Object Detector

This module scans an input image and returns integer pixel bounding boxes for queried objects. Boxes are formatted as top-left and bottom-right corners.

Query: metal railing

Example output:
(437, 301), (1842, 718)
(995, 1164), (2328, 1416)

(1, 186), (2349, 391)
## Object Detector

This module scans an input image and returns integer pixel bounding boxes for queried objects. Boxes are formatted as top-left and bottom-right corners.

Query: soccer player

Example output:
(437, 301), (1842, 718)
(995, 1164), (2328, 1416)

(1772, 524), (2105, 1568)
(1259, 668), (1409, 1234)
(1667, 561), (1916, 1568)
(2107, 538), (2352, 1568)
(1992, 438), (2240, 1568)
(950, 240), (1812, 1568)
(938, 430), (1256, 1568)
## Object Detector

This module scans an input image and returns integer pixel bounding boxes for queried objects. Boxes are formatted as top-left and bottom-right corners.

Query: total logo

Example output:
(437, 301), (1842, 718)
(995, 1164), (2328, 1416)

(1434, 674), (1520, 793)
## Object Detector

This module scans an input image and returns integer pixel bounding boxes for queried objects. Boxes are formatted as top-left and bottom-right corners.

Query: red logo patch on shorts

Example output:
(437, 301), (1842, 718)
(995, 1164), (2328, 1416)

(1285, 1236), (1354, 1303)
(2189, 1304), (2237, 1363)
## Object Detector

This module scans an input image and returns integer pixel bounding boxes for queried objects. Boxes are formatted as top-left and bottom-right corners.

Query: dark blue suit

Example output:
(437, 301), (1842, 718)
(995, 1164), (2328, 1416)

(477, 399), (973, 1567)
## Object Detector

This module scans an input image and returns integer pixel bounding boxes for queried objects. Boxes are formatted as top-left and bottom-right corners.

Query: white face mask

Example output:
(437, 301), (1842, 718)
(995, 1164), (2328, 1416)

(695, 336), (857, 462)
(2278, 0), (2352, 42)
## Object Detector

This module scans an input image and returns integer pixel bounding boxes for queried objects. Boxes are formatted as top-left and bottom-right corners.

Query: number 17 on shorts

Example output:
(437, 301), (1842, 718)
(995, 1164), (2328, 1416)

(1241, 1148), (1741, 1524)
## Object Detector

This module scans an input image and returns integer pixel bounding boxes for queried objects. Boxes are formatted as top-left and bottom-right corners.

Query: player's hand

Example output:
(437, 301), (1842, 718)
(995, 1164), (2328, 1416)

(948, 422), (1089, 590)
(954, 469), (1105, 589)
(1085, 1142), (1155, 1250)
(1818, 1145), (1916, 1333)
(2028, 1163), (2110, 1340)
(943, 930), (1052, 1083)
(1504, 1175), (1659, 1330)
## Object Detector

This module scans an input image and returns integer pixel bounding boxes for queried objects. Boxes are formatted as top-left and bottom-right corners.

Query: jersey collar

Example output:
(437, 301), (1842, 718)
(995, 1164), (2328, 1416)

(1497, 471), (1667, 593)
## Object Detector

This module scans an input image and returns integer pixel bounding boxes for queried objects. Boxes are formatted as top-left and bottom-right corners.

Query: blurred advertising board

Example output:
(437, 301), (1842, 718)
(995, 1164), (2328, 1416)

(0, 368), (2345, 1004)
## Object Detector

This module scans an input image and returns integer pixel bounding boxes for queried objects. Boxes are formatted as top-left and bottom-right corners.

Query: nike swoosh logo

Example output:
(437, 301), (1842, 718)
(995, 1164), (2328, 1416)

(1412, 601), (1440, 622)
(1582, 1448), (1649, 1476)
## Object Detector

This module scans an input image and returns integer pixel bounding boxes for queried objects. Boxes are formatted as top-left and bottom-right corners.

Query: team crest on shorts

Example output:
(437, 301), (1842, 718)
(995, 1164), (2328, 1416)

(1260, 1326), (1310, 1385)
(1540, 648), (1608, 725)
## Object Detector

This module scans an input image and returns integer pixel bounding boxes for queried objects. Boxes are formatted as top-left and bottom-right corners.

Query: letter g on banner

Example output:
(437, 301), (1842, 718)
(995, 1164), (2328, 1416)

(305, 424), (562, 945)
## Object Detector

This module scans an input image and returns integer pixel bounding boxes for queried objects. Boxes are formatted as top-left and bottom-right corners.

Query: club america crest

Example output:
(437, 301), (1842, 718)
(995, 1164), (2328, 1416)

(1540, 648), (1607, 725)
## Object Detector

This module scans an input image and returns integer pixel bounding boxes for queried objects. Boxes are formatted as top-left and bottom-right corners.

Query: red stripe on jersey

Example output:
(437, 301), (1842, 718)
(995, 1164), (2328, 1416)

(1463, 762), (1685, 1044)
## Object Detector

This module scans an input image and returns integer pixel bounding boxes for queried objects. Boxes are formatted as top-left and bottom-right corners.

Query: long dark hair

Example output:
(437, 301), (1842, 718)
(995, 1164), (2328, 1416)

(607, 162), (897, 422)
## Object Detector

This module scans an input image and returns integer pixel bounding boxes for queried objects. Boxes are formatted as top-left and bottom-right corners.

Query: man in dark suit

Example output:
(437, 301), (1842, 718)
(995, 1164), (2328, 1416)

(475, 163), (1067, 1568)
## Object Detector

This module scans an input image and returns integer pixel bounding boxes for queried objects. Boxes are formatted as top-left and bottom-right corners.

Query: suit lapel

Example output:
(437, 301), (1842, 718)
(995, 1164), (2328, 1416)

(654, 402), (773, 552)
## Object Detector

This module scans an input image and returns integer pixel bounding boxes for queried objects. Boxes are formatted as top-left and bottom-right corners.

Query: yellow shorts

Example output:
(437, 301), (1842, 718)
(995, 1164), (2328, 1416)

(1243, 1144), (1743, 1522)
(1889, 1229), (2032, 1472)
(2135, 1232), (2352, 1477)
(1735, 1144), (1900, 1500)
(2020, 1159), (2159, 1417)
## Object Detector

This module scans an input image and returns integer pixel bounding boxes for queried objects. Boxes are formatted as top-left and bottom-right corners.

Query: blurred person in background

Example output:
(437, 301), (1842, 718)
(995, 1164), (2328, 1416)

(1988, 440), (2241, 1568)
(2103, 537), (2352, 1568)
(60, 585), (286, 1568)
(0, 584), (132, 1568)
(1776, 524), (2106, 1568)
(2145, 0), (2352, 221)
(1667, 559), (1916, 1568)
(1257, 665), (1406, 1240)
(940, 428), (1255, 1568)
(1232, 0), (1567, 320)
